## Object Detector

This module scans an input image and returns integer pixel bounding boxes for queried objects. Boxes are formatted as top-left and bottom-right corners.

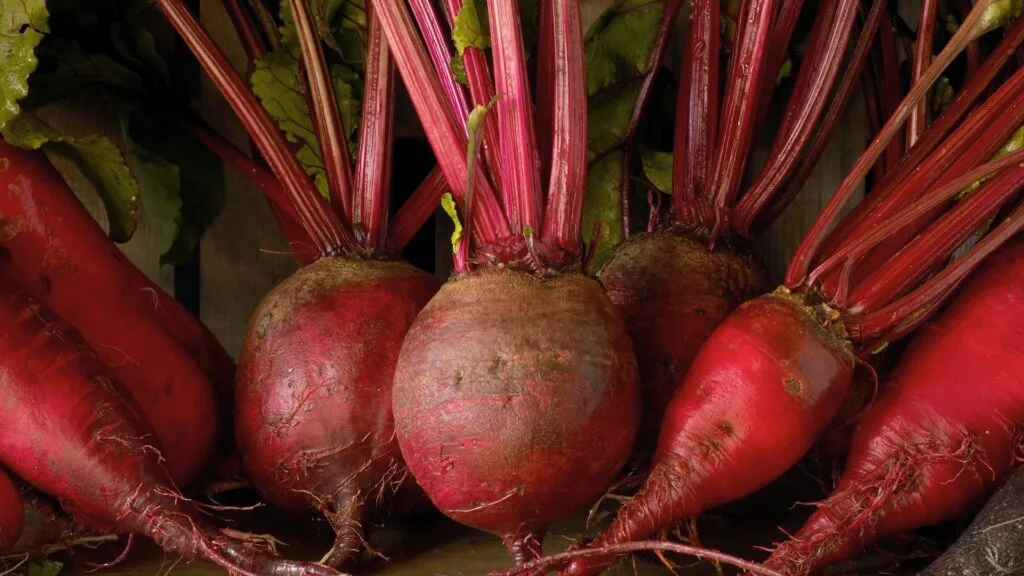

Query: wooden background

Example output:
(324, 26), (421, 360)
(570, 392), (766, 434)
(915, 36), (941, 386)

(54, 0), (873, 361)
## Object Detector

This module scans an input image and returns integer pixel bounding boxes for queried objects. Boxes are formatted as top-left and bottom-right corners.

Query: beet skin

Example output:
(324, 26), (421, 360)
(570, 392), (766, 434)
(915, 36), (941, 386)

(0, 141), (221, 487)
(598, 228), (769, 454)
(0, 271), (336, 576)
(392, 268), (640, 561)
(563, 291), (855, 576)
(235, 257), (440, 567)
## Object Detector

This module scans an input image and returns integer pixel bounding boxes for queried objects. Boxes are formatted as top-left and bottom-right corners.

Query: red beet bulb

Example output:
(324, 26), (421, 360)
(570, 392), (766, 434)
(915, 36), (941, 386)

(373, 0), (641, 564)
(154, 0), (447, 566)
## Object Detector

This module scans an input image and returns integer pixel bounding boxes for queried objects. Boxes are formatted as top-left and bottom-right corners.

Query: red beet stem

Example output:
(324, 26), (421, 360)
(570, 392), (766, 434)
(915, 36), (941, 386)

(785, 0), (1008, 286)
(352, 7), (396, 251)
(210, 0), (317, 260)
(730, 0), (859, 238)
(747, 0), (886, 238)
(672, 0), (720, 227)
(707, 0), (777, 239)
(442, 0), (504, 188)
(751, 0), (807, 134)
(289, 0), (355, 223)
(758, 1), (837, 161)
(488, 0), (543, 232)
(389, 167), (447, 253)
(877, 4), (904, 171)
(408, 0), (471, 130)
(371, 0), (510, 242)
(154, 0), (356, 257)
(812, 147), (1024, 305)
(849, 163), (1024, 316)
(539, 0), (586, 254)
(907, 0), (938, 149)
(217, 0), (267, 61)
(956, 0), (983, 80)
(823, 70), (1024, 299)
(853, 198), (1024, 343)
(817, 15), (1024, 260)
(808, 65), (1024, 297)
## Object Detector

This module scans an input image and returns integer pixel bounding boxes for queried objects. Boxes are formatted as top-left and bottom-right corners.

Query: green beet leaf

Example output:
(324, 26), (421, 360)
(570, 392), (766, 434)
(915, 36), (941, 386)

(0, 0), (48, 131)
(582, 0), (669, 272)
(251, 0), (363, 200)
(3, 111), (138, 243)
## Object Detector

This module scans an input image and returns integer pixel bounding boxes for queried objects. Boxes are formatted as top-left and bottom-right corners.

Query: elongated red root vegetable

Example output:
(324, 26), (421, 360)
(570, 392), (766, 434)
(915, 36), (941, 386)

(598, 0), (878, 453)
(758, 233), (1024, 575)
(154, 0), (443, 567)
(367, 0), (640, 565)
(0, 140), (221, 488)
(0, 141), (234, 391)
(562, 2), (1024, 573)
(0, 469), (23, 553)
(0, 271), (338, 576)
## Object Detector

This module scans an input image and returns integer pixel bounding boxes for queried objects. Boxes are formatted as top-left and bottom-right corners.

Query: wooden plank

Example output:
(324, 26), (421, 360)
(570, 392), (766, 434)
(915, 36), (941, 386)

(197, 0), (301, 359)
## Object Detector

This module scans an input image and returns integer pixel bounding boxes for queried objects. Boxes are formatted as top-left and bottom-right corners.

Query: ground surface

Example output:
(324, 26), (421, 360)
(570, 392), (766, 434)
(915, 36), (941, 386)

(44, 467), (935, 576)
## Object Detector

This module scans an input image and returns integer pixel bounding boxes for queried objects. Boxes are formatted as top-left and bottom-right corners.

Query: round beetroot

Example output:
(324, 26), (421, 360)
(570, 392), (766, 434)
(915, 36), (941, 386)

(235, 257), (440, 567)
(598, 228), (769, 455)
(392, 267), (641, 562)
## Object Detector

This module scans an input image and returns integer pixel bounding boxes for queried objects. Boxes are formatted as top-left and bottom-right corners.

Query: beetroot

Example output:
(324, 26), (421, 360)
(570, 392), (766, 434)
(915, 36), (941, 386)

(561, 291), (855, 576)
(236, 258), (439, 564)
(598, 230), (767, 449)
(757, 235), (1024, 575)
(373, 0), (640, 563)
(0, 270), (336, 575)
(394, 268), (639, 561)
(593, 0), (869, 455)
(0, 140), (220, 488)
(154, 0), (447, 566)
(559, 3), (1024, 572)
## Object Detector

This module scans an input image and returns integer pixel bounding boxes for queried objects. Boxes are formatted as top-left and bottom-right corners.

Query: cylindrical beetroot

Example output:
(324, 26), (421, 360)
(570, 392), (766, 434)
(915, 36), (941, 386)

(0, 141), (235, 392)
(0, 142), (220, 487)
(0, 468), (23, 553)
(235, 257), (440, 567)
(0, 272), (336, 576)
(598, 228), (769, 453)
(758, 237), (1024, 576)
(393, 268), (641, 562)
(563, 291), (855, 576)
